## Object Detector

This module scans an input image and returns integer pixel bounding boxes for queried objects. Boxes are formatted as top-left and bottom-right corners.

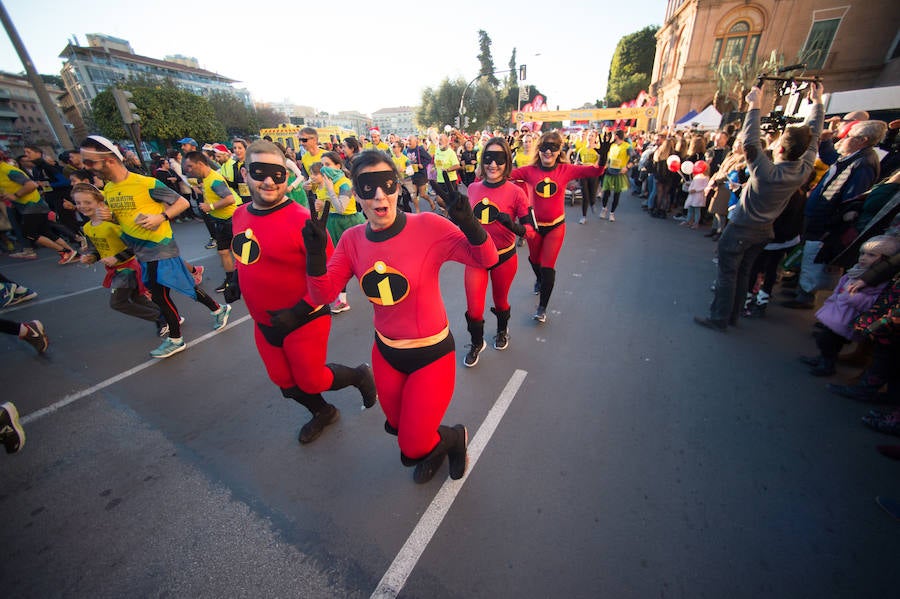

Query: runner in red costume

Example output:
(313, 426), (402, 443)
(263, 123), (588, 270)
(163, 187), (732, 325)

(463, 137), (532, 367)
(223, 140), (376, 445)
(509, 130), (605, 322)
(303, 151), (499, 484)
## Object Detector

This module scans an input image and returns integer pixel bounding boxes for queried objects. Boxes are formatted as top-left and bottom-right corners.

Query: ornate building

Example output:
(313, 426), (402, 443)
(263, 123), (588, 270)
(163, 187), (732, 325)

(651, 0), (900, 128)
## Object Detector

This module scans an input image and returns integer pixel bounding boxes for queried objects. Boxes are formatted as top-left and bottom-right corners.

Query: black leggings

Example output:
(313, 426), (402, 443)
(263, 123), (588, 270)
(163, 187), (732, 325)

(580, 177), (598, 216)
(601, 190), (621, 213)
(815, 327), (847, 361)
(749, 248), (789, 296)
(0, 318), (20, 336)
(145, 261), (218, 338)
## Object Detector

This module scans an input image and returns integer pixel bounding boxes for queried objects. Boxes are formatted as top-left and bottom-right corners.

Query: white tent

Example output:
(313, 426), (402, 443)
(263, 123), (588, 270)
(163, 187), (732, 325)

(675, 105), (722, 130)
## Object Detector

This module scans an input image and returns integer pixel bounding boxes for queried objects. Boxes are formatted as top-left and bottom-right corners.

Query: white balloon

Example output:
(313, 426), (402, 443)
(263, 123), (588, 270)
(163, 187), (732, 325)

(681, 160), (695, 175)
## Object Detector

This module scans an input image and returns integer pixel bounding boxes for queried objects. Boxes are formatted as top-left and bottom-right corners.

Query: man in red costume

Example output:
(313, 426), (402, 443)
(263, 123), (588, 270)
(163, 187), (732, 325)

(303, 151), (499, 484)
(225, 140), (376, 444)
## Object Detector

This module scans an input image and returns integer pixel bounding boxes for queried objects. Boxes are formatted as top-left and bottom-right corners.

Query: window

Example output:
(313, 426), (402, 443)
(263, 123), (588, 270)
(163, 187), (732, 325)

(801, 18), (840, 70)
(712, 21), (761, 66)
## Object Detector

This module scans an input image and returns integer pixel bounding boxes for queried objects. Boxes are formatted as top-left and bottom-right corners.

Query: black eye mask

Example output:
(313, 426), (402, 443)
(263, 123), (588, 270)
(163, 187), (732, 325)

(481, 150), (507, 166)
(538, 142), (561, 153)
(247, 162), (287, 184)
(355, 170), (398, 200)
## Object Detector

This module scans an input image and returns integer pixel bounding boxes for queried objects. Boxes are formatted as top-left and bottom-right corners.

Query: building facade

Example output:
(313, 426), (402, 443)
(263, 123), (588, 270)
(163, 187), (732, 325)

(0, 72), (70, 154)
(652, 0), (900, 128)
(372, 106), (418, 138)
(59, 34), (250, 135)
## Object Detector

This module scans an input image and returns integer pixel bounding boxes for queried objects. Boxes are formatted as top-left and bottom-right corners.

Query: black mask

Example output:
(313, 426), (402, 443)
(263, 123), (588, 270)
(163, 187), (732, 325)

(355, 170), (398, 199)
(247, 162), (287, 184)
(538, 142), (561, 153)
(482, 150), (507, 166)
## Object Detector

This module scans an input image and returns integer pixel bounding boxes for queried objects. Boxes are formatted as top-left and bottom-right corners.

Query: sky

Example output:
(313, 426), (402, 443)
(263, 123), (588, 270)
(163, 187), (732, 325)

(1, 0), (664, 117)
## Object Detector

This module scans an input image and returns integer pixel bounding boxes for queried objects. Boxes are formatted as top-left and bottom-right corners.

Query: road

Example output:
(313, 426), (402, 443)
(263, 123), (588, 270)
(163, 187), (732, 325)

(1, 196), (896, 598)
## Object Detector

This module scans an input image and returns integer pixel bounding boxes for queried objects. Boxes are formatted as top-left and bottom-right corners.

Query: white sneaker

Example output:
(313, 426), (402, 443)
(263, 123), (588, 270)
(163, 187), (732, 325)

(578, 217), (586, 225)
(609, 213), (616, 222)
(599, 207), (609, 220)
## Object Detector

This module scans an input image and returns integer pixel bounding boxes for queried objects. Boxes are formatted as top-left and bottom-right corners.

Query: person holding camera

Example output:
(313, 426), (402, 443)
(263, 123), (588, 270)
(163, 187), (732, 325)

(695, 81), (824, 331)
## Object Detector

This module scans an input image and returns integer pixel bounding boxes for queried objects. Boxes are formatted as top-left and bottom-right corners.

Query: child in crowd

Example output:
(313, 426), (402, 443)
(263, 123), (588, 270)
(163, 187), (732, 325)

(800, 235), (900, 376)
(684, 163), (709, 229)
(72, 183), (169, 336)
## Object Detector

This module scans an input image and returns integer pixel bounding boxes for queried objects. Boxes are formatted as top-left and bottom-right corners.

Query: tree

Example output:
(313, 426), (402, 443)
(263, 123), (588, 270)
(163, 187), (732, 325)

(91, 81), (226, 144)
(255, 104), (289, 129)
(605, 25), (659, 106)
(498, 48), (519, 126)
(208, 91), (258, 138)
(416, 78), (465, 129)
(712, 50), (783, 115)
(477, 30), (499, 88)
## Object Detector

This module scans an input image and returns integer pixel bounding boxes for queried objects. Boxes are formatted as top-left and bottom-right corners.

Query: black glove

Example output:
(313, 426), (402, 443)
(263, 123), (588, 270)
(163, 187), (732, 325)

(446, 191), (487, 245)
(597, 141), (612, 166)
(496, 212), (525, 237)
(223, 270), (241, 303)
(302, 201), (330, 276)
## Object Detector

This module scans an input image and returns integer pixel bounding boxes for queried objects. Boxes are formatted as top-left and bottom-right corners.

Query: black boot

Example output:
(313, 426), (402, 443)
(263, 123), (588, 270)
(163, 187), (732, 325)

(441, 424), (469, 480)
(490, 306), (511, 350)
(464, 313), (486, 367)
(412, 439), (448, 484)
(529, 259), (541, 295)
(281, 386), (338, 444)
(538, 267), (556, 317)
(328, 363), (378, 408)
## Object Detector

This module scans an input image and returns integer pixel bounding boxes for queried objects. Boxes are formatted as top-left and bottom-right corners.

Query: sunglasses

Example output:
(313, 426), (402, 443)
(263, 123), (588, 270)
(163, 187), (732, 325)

(481, 150), (507, 166)
(298, 137), (310, 143)
(355, 170), (398, 200)
(247, 162), (288, 184)
(539, 143), (561, 153)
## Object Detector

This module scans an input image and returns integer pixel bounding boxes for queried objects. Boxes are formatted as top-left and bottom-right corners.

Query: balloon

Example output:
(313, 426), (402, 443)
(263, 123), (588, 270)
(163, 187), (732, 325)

(681, 160), (694, 175)
(667, 158), (681, 172)
(837, 120), (859, 139)
(692, 160), (708, 175)
(666, 154), (680, 167)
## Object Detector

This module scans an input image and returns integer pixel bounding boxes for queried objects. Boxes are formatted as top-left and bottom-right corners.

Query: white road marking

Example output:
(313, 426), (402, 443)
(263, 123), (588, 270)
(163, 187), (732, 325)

(370, 369), (528, 599)
(20, 314), (252, 425)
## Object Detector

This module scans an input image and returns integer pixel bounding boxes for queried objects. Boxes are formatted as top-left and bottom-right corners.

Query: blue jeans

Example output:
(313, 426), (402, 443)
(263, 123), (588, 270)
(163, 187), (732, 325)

(709, 224), (772, 323)
(645, 174), (656, 209)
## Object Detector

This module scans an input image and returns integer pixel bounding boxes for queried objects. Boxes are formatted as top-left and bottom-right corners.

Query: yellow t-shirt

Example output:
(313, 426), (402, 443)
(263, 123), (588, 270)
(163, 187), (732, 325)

(364, 141), (390, 153)
(300, 149), (325, 178)
(219, 158), (248, 202)
(578, 145), (600, 165)
(514, 151), (533, 168)
(434, 147), (459, 183)
(314, 173), (356, 215)
(391, 153), (410, 176)
(202, 170), (236, 220)
(82, 220), (128, 264)
(607, 142), (632, 171)
(0, 162), (42, 205)
(103, 172), (177, 246)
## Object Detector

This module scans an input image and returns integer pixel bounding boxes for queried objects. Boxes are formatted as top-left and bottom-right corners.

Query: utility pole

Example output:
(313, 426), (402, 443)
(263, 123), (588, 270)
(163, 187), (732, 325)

(0, 0), (74, 150)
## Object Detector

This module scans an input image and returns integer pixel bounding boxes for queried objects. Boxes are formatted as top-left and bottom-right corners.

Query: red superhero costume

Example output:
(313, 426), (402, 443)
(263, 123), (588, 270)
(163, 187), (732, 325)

(464, 179), (531, 358)
(306, 210), (498, 475)
(230, 200), (376, 444)
(510, 162), (603, 316)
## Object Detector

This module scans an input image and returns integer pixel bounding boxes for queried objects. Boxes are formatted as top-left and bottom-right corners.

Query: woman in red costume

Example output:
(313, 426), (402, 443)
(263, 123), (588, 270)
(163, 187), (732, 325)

(462, 137), (532, 367)
(510, 130), (605, 322)
(303, 151), (498, 484)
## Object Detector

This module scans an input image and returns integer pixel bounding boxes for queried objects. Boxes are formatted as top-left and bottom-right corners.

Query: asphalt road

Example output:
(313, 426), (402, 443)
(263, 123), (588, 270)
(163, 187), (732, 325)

(1, 196), (896, 598)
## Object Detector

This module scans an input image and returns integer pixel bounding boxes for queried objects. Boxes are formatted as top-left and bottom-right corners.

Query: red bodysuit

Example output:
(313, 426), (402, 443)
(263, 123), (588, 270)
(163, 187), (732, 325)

(232, 200), (335, 394)
(510, 162), (603, 267)
(307, 211), (498, 458)
(464, 179), (531, 318)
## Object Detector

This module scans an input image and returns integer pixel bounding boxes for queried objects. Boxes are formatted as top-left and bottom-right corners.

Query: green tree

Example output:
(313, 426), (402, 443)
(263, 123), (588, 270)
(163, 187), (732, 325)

(605, 25), (659, 106)
(91, 82), (226, 144)
(498, 48), (519, 127)
(208, 91), (258, 138)
(712, 50), (783, 115)
(477, 30), (500, 88)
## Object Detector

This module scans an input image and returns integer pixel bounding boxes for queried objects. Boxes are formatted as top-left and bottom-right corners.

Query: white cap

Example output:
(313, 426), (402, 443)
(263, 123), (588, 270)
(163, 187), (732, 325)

(86, 135), (124, 161)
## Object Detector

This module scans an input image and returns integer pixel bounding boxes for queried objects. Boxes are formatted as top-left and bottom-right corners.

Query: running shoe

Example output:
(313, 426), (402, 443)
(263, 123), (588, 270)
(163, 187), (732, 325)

(0, 283), (14, 308)
(533, 281), (540, 295)
(157, 316), (185, 338)
(609, 213), (616, 222)
(493, 330), (509, 351)
(0, 402), (25, 454)
(10, 249), (37, 260)
(9, 285), (38, 306)
(58, 249), (78, 265)
(215, 279), (228, 293)
(150, 337), (186, 358)
(204, 238), (217, 249)
(533, 306), (547, 323)
(330, 301), (351, 314)
(599, 207), (609, 220)
(464, 340), (486, 367)
(578, 217), (586, 225)
(20, 320), (48, 353)
(212, 304), (232, 330)
(192, 265), (204, 286)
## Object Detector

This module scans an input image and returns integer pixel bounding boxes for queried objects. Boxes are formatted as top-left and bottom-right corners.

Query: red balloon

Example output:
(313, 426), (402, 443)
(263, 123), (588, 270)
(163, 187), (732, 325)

(692, 160), (708, 175)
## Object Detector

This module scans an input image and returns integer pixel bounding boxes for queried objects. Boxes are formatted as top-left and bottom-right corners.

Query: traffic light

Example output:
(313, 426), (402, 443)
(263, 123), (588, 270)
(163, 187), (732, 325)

(112, 88), (140, 125)
(454, 115), (461, 128)
(519, 64), (527, 81)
